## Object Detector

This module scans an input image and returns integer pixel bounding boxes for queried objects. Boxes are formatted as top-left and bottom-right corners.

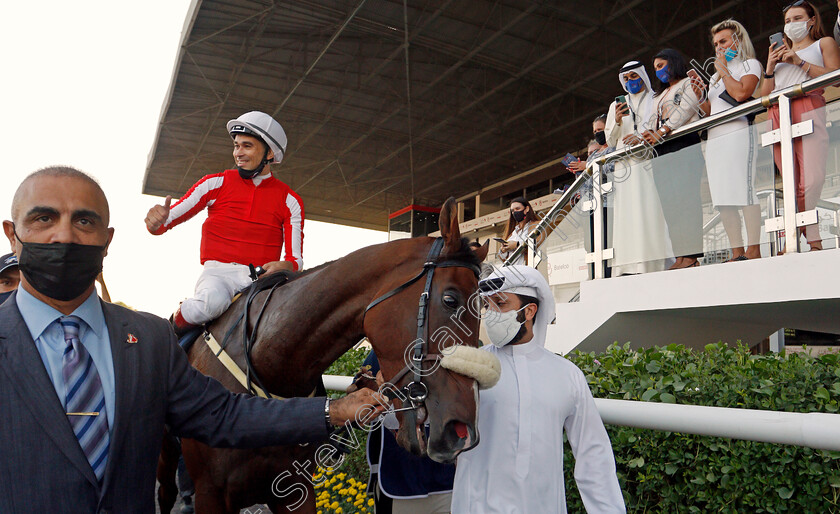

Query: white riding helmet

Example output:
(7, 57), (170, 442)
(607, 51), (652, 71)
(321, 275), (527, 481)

(227, 111), (288, 165)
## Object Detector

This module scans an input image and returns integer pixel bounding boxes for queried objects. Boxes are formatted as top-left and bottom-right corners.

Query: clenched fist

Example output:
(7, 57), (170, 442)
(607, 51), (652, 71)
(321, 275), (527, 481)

(329, 388), (390, 428)
(145, 195), (172, 233)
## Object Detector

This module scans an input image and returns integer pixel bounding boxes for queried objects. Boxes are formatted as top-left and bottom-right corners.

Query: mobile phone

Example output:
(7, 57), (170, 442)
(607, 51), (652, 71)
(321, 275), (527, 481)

(615, 95), (627, 105)
(769, 32), (784, 49)
(493, 237), (507, 244)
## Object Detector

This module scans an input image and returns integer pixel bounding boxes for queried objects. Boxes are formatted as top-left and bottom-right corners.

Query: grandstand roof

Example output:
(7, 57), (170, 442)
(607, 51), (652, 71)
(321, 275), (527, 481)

(143, 0), (828, 230)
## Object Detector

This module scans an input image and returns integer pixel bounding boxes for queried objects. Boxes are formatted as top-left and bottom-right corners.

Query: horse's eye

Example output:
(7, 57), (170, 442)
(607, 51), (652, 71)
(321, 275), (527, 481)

(442, 294), (459, 309)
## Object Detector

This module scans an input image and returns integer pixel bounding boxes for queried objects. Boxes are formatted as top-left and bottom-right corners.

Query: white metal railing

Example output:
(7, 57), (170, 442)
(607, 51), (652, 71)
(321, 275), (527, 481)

(506, 67), (840, 272)
(595, 398), (840, 452)
(323, 374), (354, 392)
(465, 71), (840, 451)
(323, 375), (840, 452)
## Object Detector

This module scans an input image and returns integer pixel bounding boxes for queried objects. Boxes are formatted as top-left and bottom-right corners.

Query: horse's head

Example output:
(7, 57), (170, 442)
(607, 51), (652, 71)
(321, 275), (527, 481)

(364, 197), (495, 463)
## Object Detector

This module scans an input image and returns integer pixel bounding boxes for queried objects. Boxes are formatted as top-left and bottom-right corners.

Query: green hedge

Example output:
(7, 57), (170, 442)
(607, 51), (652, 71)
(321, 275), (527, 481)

(324, 347), (371, 485)
(565, 343), (840, 513)
(324, 344), (840, 512)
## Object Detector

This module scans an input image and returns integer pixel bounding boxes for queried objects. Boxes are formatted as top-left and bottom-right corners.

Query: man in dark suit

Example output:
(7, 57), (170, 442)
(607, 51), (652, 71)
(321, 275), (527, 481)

(0, 166), (385, 513)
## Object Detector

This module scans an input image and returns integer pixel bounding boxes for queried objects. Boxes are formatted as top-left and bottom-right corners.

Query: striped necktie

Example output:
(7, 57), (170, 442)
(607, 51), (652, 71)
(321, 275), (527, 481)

(60, 315), (109, 482)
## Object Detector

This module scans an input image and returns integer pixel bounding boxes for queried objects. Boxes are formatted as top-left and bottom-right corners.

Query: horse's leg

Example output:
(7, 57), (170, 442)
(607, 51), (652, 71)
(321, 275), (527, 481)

(156, 427), (180, 514)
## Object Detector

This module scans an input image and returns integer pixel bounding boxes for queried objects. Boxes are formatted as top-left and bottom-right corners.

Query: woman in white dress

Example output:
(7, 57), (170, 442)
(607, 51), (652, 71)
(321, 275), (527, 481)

(699, 19), (763, 261)
(604, 61), (670, 276)
(761, 1), (840, 251)
(498, 196), (538, 266)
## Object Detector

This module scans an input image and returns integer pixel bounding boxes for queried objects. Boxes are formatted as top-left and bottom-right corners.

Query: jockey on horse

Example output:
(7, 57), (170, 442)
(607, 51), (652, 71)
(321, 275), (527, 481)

(145, 111), (304, 335)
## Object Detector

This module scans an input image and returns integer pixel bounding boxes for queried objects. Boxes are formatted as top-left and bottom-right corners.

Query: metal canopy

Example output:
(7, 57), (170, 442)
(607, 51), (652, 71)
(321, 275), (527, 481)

(143, 0), (814, 230)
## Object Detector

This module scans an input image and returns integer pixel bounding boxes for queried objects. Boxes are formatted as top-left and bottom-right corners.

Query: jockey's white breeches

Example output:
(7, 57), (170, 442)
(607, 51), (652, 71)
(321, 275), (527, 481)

(179, 261), (253, 325)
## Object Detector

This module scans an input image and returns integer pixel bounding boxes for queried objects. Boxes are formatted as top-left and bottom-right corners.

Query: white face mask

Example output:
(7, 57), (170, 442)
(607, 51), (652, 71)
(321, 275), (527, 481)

(485, 305), (529, 348)
(784, 20), (810, 43)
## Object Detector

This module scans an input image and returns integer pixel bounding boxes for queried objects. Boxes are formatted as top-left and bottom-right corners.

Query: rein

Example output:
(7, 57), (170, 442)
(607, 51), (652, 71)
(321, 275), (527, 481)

(363, 238), (481, 447)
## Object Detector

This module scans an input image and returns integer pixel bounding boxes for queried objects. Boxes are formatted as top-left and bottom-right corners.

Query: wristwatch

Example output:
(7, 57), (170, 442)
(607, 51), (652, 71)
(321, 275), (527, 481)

(325, 397), (334, 433)
(764, 72), (775, 79)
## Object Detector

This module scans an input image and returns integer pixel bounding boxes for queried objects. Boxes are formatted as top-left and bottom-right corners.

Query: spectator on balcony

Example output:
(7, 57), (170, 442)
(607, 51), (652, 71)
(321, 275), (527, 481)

(643, 48), (705, 270)
(762, 0), (840, 251)
(498, 197), (538, 266)
(567, 114), (615, 176)
(605, 61), (670, 276)
(698, 19), (763, 262)
(586, 139), (601, 158)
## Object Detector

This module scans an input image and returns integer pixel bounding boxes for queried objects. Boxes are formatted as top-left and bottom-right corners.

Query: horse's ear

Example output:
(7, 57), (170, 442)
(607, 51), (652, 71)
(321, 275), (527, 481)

(439, 197), (461, 253)
(473, 240), (489, 263)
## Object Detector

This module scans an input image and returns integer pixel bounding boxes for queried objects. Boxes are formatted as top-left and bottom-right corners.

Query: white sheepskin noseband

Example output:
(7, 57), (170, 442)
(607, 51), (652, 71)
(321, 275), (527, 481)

(440, 346), (501, 389)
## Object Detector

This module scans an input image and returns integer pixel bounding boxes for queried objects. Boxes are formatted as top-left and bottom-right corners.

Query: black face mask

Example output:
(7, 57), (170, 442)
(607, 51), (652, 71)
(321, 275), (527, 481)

(0, 290), (12, 304)
(237, 162), (268, 180)
(512, 210), (526, 223)
(594, 130), (607, 146)
(15, 232), (106, 302)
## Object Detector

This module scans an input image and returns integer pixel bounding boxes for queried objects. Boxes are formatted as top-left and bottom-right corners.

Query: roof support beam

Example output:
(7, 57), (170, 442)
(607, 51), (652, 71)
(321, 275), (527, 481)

(270, 0), (369, 116)
(291, 0), (455, 190)
(338, 2), (545, 185)
(176, 8), (275, 190)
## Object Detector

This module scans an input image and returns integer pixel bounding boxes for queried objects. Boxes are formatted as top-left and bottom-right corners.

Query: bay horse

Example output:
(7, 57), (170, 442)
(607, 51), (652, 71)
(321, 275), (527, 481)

(157, 197), (490, 513)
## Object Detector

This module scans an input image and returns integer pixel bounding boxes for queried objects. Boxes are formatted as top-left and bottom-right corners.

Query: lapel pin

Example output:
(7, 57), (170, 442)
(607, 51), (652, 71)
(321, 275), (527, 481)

(127, 333), (138, 344)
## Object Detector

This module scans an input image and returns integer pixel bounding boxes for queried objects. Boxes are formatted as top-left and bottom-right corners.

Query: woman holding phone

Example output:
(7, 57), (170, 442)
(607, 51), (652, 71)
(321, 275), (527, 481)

(604, 61), (670, 276)
(643, 48), (705, 270)
(699, 19), (763, 262)
(761, 0), (840, 251)
(498, 197), (539, 265)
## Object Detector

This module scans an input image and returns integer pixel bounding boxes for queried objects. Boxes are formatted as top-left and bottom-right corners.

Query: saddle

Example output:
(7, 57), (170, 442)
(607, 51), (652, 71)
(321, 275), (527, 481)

(175, 267), (295, 351)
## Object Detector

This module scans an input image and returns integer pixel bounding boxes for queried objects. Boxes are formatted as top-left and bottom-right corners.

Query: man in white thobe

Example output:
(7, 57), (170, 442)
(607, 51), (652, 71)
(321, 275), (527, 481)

(451, 265), (625, 513)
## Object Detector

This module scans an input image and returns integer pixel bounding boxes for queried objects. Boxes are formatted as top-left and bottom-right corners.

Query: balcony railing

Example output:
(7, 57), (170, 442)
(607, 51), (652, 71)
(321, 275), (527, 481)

(506, 67), (840, 292)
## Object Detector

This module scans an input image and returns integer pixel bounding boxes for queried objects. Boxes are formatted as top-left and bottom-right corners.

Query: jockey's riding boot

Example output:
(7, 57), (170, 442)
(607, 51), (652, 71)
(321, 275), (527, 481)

(171, 307), (199, 338)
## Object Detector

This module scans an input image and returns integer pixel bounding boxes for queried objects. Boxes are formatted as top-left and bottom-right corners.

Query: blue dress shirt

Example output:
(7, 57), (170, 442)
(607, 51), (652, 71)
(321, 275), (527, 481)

(16, 287), (116, 430)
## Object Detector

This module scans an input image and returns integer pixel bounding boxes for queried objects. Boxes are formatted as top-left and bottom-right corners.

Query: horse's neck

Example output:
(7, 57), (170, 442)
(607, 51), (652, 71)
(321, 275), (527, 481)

(251, 243), (423, 395)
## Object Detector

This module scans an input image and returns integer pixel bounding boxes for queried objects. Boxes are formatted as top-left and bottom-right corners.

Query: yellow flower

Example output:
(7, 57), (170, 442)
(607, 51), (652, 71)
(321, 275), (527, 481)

(330, 501), (339, 509)
(368, 498), (375, 506)
(335, 508), (343, 514)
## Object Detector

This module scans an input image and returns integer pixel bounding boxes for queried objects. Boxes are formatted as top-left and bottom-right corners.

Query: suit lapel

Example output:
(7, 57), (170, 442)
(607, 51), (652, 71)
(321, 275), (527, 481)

(0, 294), (98, 487)
(99, 301), (137, 493)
